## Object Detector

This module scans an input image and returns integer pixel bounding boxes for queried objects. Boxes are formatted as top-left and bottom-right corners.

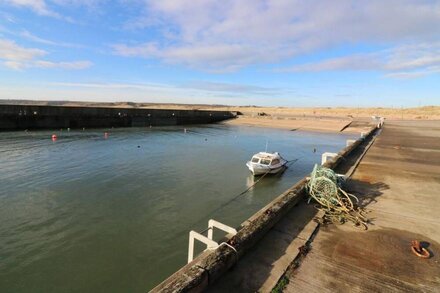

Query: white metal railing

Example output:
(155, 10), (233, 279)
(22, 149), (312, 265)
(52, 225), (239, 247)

(187, 219), (237, 263)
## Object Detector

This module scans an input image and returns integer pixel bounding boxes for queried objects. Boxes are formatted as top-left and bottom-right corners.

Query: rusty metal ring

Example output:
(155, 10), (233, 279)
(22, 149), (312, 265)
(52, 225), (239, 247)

(411, 246), (431, 259)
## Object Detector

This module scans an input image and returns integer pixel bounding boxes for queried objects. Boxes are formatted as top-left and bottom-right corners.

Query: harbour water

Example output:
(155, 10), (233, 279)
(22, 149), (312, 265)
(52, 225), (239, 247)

(0, 125), (354, 292)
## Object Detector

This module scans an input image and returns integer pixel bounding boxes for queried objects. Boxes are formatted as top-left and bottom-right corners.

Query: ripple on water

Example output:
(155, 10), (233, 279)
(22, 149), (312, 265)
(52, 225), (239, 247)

(0, 125), (355, 292)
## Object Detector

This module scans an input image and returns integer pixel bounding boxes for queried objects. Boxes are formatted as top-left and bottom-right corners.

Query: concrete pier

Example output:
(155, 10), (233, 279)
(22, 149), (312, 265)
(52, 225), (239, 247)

(0, 105), (235, 130)
(284, 120), (440, 292)
(206, 121), (440, 292)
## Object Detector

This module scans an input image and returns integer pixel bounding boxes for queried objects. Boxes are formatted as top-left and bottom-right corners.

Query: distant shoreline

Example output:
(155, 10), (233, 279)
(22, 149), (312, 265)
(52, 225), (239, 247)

(1, 99), (439, 121)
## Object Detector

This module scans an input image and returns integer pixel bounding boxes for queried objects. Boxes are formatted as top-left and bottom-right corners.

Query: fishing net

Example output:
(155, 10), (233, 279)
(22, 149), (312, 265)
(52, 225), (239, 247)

(307, 164), (369, 230)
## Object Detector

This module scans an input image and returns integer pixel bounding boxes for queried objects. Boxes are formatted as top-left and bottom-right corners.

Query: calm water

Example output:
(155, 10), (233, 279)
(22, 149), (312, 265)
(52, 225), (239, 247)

(0, 125), (354, 292)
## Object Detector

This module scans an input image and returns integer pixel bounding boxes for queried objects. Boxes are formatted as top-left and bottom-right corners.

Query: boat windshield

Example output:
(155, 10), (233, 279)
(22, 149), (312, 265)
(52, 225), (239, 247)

(271, 159), (280, 165)
(251, 157), (260, 163)
(260, 159), (271, 165)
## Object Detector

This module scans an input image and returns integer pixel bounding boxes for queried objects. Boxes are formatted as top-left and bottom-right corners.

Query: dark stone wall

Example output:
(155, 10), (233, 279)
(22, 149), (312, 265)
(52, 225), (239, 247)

(0, 105), (235, 130)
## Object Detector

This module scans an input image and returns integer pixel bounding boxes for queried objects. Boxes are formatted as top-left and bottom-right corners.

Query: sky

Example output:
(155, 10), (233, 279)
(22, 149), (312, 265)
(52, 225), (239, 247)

(0, 0), (440, 107)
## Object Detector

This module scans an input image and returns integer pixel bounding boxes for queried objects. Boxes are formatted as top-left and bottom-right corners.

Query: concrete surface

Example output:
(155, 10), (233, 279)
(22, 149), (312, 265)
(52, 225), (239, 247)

(207, 202), (321, 293)
(286, 120), (440, 292)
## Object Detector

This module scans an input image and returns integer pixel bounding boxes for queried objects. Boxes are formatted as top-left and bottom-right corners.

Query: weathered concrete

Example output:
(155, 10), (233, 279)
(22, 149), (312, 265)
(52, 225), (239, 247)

(285, 120), (440, 292)
(150, 124), (379, 292)
(0, 105), (235, 130)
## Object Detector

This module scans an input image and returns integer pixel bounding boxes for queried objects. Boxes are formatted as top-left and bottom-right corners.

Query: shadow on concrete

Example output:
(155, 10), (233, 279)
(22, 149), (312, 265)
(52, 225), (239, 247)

(344, 179), (390, 208)
(207, 199), (318, 292)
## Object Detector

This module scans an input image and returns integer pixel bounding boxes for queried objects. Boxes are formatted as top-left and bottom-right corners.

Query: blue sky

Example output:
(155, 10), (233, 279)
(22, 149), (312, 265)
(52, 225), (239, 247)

(0, 0), (439, 107)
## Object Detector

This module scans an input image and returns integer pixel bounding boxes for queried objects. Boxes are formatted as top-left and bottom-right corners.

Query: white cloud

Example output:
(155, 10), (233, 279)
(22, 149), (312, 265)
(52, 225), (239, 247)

(281, 54), (383, 72)
(19, 30), (84, 48)
(182, 81), (290, 95)
(0, 38), (92, 70)
(385, 66), (440, 79)
(47, 80), (291, 100)
(50, 81), (171, 90)
(33, 60), (92, 69)
(114, 0), (440, 72)
(2, 0), (61, 18)
(112, 42), (285, 72)
(0, 38), (46, 61)
(280, 42), (440, 78)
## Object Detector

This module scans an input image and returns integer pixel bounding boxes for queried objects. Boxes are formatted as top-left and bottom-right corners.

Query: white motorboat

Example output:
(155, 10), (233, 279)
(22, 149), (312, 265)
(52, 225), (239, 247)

(246, 152), (288, 176)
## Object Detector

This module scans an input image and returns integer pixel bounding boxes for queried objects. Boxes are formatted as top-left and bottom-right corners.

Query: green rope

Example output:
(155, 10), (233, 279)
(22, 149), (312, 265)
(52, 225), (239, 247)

(307, 164), (369, 230)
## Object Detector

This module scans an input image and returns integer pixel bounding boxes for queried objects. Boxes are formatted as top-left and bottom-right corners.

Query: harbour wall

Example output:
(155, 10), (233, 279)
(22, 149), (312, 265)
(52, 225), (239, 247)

(151, 124), (380, 292)
(0, 105), (236, 130)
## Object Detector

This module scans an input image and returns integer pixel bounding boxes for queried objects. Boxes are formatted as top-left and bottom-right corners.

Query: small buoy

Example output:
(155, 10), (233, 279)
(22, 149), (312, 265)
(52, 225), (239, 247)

(51, 134), (57, 141)
(137, 145), (140, 148)
(184, 128), (187, 133)
(82, 127), (85, 131)
(104, 132), (109, 139)
(67, 128), (70, 131)
(205, 138), (207, 141)
(313, 148), (316, 153)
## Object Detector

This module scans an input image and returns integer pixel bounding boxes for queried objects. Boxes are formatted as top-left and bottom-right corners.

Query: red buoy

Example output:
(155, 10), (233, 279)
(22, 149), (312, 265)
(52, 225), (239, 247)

(104, 132), (109, 139)
(51, 134), (57, 141)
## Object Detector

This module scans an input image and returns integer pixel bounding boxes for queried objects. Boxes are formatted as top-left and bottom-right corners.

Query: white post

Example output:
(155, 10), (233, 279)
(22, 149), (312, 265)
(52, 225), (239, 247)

(346, 139), (356, 147)
(321, 152), (338, 165)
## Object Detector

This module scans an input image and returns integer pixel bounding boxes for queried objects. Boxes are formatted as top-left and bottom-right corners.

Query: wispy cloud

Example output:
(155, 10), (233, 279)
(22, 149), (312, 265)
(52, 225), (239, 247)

(385, 66), (440, 79)
(2, 0), (63, 19)
(49, 80), (293, 99)
(33, 60), (92, 69)
(279, 54), (383, 73)
(279, 42), (440, 79)
(0, 38), (46, 62)
(112, 42), (284, 72)
(113, 0), (440, 72)
(50, 81), (171, 90)
(182, 81), (293, 96)
(0, 38), (92, 70)
(19, 30), (85, 48)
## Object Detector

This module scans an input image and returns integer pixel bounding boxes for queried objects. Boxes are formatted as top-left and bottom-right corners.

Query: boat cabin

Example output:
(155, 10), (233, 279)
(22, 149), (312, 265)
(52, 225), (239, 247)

(251, 155), (281, 166)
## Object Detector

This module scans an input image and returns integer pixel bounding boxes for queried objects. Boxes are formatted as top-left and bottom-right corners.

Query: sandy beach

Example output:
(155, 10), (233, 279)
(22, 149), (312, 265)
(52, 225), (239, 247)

(222, 116), (372, 133)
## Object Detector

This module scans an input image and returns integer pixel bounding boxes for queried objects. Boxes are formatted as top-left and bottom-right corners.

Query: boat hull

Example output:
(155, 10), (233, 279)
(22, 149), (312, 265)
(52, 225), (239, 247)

(246, 161), (287, 176)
